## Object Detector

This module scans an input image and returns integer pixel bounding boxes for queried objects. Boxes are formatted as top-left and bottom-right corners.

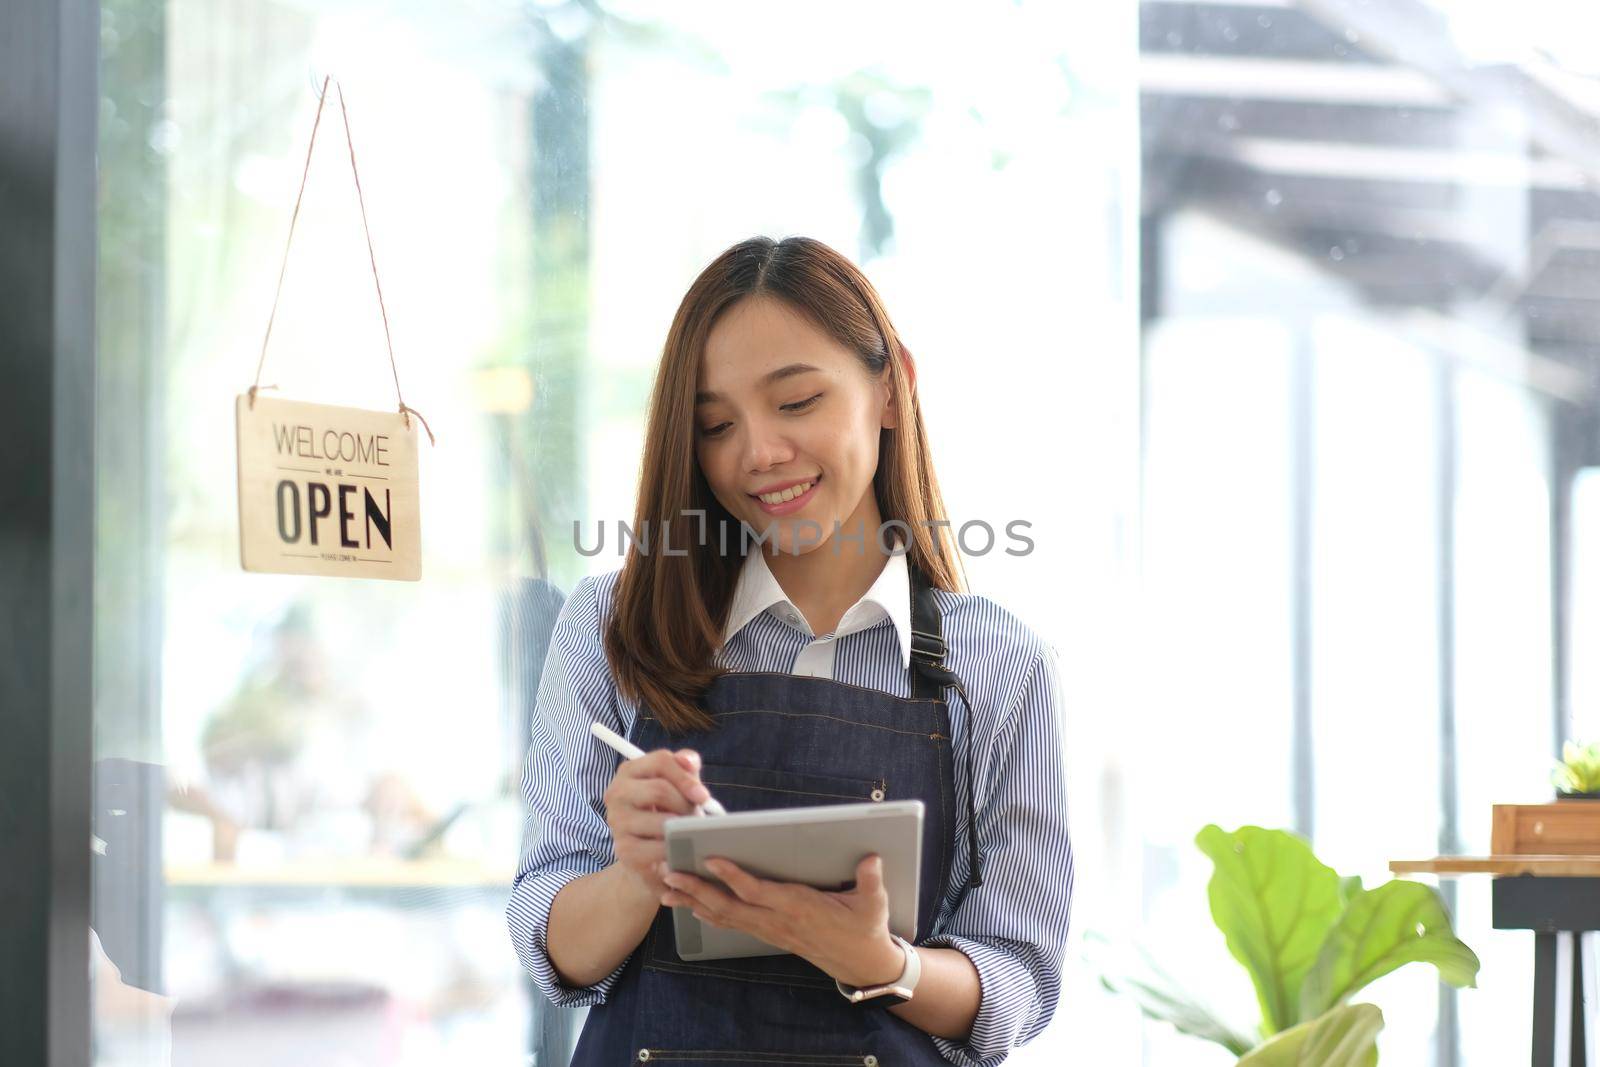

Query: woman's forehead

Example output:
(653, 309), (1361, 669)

(700, 298), (853, 392)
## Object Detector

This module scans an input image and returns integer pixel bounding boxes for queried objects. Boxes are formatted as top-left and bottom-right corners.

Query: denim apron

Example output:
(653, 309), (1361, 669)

(568, 562), (983, 1067)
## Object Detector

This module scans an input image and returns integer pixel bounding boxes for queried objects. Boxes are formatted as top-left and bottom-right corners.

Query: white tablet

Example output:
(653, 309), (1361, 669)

(663, 799), (923, 962)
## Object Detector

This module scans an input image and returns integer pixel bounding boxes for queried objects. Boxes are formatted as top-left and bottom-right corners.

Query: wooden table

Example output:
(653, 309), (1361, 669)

(1390, 856), (1600, 1066)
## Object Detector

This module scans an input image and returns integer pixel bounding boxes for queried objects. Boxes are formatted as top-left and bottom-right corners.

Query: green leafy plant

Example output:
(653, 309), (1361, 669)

(1093, 825), (1480, 1064)
(1236, 1003), (1384, 1067)
(1552, 739), (1600, 794)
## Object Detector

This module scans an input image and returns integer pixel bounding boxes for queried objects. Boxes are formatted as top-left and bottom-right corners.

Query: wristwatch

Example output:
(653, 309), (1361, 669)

(835, 934), (921, 1006)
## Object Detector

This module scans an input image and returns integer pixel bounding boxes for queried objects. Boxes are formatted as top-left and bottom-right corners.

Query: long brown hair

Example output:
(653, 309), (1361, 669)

(603, 236), (965, 733)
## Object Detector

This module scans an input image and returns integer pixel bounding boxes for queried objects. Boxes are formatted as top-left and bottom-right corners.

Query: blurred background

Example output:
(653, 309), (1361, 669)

(86, 0), (1600, 1063)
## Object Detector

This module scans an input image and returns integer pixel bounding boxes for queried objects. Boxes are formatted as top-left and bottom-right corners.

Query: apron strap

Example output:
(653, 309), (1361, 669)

(908, 560), (947, 701)
(907, 560), (985, 902)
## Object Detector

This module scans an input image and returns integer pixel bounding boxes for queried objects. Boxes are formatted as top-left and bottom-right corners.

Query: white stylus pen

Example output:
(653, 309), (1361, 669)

(590, 722), (727, 816)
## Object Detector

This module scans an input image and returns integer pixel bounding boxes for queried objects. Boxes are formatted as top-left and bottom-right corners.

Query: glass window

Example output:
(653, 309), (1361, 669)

(1452, 367), (1555, 1067)
(1139, 1), (1590, 1060)
(92, 3), (1134, 1064)
(82, 1), (1600, 1065)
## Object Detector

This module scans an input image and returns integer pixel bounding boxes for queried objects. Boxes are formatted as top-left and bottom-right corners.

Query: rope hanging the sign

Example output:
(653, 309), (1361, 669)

(248, 75), (435, 446)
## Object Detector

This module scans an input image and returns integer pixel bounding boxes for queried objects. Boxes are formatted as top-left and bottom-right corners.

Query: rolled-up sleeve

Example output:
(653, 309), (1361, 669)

(505, 574), (631, 1007)
(923, 644), (1074, 1067)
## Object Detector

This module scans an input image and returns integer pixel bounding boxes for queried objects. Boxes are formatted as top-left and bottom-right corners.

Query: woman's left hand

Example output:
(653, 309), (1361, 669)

(659, 855), (906, 989)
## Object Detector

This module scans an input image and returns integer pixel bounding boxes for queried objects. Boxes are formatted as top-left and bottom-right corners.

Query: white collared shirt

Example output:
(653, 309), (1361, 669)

(720, 540), (913, 680)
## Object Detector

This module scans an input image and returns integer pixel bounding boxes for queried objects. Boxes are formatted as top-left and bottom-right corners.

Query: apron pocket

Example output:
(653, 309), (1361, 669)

(632, 1051), (881, 1066)
(698, 763), (888, 812)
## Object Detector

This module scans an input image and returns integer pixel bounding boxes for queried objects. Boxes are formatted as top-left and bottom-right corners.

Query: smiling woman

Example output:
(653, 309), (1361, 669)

(507, 236), (1076, 1067)
(607, 237), (962, 736)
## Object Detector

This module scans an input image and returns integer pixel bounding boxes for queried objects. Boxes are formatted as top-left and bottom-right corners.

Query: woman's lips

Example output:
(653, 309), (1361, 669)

(752, 476), (821, 516)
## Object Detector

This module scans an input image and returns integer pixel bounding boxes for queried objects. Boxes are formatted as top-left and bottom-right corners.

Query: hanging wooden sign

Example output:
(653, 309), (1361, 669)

(236, 394), (421, 579)
(237, 76), (434, 581)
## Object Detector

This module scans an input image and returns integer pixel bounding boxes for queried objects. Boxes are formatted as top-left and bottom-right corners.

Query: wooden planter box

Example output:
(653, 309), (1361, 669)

(1492, 802), (1600, 856)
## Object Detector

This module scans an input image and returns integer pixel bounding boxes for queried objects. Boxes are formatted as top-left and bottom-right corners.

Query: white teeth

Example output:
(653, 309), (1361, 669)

(759, 481), (812, 505)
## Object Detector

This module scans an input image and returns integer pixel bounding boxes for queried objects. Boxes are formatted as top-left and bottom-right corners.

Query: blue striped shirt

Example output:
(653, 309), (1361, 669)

(506, 553), (1075, 1067)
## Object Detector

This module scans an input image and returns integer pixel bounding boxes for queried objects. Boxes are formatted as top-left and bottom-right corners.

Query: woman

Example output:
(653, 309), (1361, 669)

(507, 236), (1074, 1066)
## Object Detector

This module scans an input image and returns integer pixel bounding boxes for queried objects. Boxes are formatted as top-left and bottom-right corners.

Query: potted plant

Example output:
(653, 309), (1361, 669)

(1089, 825), (1480, 1065)
(1553, 739), (1600, 799)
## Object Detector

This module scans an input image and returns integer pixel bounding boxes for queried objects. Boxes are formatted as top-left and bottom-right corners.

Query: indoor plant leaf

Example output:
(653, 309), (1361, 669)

(1196, 824), (1344, 1035)
(1082, 930), (1257, 1055)
(1553, 739), (1600, 792)
(1299, 878), (1480, 1019)
(1235, 1002), (1383, 1067)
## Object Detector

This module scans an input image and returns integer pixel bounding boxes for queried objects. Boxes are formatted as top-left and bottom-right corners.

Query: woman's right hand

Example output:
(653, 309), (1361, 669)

(603, 748), (711, 897)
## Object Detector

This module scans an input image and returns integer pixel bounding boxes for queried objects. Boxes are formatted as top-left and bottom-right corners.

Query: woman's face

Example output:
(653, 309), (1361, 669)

(695, 295), (897, 557)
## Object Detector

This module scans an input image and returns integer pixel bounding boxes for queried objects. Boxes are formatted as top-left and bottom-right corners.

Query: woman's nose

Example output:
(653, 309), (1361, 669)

(740, 418), (794, 472)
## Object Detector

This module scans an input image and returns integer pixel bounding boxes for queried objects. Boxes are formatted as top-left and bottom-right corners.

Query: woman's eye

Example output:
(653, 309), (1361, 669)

(699, 395), (818, 438)
(782, 393), (823, 413)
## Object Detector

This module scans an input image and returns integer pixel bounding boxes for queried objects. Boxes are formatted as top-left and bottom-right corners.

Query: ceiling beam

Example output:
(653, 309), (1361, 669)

(1300, 0), (1600, 186)
(1140, 52), (1451, 106)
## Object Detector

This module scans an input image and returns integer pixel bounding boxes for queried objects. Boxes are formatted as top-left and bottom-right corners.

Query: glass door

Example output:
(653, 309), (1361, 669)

(88, 3), (1136, 1064)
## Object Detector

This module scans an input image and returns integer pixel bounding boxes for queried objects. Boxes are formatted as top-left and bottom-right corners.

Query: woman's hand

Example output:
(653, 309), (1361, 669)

(659, 854), (907, 989)
(603, 748), (711, 898)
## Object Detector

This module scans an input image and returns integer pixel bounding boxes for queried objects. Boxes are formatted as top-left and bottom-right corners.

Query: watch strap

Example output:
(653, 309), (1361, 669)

(835, 935), (920, 1005)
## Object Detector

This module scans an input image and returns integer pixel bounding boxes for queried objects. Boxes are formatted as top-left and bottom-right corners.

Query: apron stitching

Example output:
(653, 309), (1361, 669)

(640, 1055), (869, 1063)
(641, 1055), (869, 1062)
(674, 709), (942, 738)
(641, 959), (835, 989)
(931, 733), (953, 932)
(702, 670), (946, 704)
(703, 781), (877, 801)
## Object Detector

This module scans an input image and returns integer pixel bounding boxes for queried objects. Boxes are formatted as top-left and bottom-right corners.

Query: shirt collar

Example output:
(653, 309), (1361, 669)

(721, 535), (913, 670)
